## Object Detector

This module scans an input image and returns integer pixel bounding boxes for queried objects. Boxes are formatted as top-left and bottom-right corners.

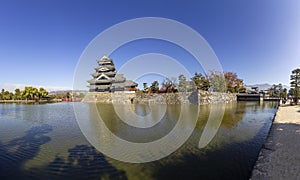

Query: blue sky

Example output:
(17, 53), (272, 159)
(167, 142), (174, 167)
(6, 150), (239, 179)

(0, 0), (299, 90)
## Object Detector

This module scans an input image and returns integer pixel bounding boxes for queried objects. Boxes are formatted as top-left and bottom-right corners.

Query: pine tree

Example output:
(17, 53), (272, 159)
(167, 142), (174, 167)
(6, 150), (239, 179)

(290, 68), (300, 104)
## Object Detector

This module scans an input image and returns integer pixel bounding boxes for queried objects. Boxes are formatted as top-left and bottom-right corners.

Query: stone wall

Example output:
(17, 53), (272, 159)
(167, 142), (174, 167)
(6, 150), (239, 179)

(82, 91), (237, 105)
(82, 92), (136, 104)
(199, 91), (237, 104)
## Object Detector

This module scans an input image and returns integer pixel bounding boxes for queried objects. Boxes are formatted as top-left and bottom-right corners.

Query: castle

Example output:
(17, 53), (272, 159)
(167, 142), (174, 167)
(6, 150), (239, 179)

(87, 56), (138, 92)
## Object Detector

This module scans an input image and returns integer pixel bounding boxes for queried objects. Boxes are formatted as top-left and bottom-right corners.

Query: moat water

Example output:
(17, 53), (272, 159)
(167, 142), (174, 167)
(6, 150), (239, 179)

(0, 101), (278, 179)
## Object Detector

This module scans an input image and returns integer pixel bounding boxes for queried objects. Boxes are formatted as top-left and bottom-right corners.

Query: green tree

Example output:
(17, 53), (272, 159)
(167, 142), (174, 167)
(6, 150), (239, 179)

(150, 81), (159, 93)
(269, 84), (283, 98)
(191, 72), (202, 90)
(0, 89), (4, 100)
(200, 76), (210, 91)
(32, 87), (38, 100)
(21, 87), (30, 100)
(290, 68), (300, 104)
(280, 88), (288, 99)
(178, 74), (187, 92)
(38, 87), (48, 99)
(208, 71), (226, 92)
(14, 88), (21, 100)
(2, 90), (13, 100)
(21, 86), (38, 100)
(289, 88), (295, 97)
(277, 84), (283, 98)
(191, 72), (210, 91)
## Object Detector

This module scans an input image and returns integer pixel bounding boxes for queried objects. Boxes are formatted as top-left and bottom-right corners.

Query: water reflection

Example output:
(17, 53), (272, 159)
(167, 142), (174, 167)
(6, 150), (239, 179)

(198, 103), (225, 148)
(47, 145), (127, 180)
(148, 102), (278, 180)
(96, 104), (180, 142)
(75, 103), (199, 163)
(0, 124), (52, 179)
(0, 101), (279, 179)
(0, 124), (127, 180)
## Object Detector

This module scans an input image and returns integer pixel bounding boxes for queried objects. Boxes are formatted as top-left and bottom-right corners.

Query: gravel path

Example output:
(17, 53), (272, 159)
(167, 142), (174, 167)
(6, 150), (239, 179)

(251, 105), (300, 180)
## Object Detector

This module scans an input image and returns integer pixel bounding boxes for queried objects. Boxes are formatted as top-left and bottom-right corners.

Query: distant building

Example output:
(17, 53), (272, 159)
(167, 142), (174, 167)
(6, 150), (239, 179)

(87, 56), (138, 92)
(245, 86), (259, 94)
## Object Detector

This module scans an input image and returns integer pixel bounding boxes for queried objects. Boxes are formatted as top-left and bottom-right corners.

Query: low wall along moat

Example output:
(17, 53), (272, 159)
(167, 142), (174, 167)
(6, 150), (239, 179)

(82, 91), (237, 105)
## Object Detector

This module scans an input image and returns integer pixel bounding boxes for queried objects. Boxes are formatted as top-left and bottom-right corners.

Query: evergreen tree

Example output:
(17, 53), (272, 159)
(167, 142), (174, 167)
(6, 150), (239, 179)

(290, 68), (300, 104)
(150, 81), (159, 92)
(209, 71), (226, 92)
(178, 74), (187, 92)
(191, 72), (202, 90)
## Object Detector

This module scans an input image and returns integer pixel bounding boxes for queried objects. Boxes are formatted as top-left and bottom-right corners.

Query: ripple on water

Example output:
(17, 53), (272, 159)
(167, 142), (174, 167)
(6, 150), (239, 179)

(0, 102), (278, 179)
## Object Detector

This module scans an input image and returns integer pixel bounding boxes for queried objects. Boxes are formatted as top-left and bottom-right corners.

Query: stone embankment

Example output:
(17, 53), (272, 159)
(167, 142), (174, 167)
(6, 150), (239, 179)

(82, 91), (236, 105)
(82, 92), (136, 104)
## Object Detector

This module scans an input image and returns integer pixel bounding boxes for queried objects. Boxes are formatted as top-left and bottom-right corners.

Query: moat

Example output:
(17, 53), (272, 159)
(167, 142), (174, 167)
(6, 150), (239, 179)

(0, 101), (278, 179)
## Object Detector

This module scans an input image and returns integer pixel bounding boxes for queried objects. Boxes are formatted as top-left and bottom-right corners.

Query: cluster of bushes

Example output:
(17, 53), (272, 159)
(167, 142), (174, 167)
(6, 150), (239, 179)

(141, 71), (246, 94)
(0, 87), (48, 101)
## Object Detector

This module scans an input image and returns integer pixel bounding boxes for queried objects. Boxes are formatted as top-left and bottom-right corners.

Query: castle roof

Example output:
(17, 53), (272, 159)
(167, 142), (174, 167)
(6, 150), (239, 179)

(97, 55), (114, 65)
(112, 80), (138, 88)
(88, 56), (138, 92)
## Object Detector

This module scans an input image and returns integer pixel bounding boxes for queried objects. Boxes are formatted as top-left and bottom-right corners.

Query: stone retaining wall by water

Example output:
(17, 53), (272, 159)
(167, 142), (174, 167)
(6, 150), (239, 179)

(82, 91), (236, 105)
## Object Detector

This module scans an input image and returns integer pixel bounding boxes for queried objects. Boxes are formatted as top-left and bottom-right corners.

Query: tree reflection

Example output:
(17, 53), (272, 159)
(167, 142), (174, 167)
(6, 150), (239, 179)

(47, 145), (127, 180)
(0, 124), (127, 180)
(0, 124), (52, 179)
(221, 102), (247, 128)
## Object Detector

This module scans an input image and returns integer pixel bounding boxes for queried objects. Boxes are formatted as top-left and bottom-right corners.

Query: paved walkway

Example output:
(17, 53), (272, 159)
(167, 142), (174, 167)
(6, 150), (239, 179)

(251, 105), (300, 179)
